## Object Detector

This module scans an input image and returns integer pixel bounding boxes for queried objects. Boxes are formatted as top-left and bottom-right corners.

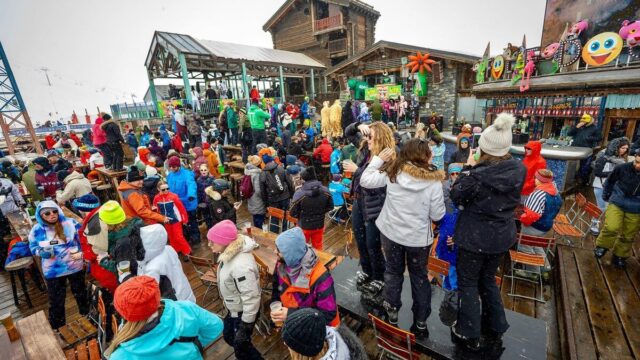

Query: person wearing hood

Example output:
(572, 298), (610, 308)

(101, 114), (125, 171)
(202, 143), (221, 178)
(289, 168), (333, 250)
(286, 154), (305, 191)
(320, 101), (331, 137)
(137, 224), (195, 301)
(207, 221), (263, 360)
(45, 133), (57, 150)
(190, 147), (207, 176)
(594, 149), (640, 268)
(568, 113), (603, 184)
(196, 164), (217, 228)
(159, 124), (172, 154)
(166, 156), (200, 247)
(360, 138), (445, 336)
(592, 137), (629, 213)
(313, 138), (333, 164)
(33, 156), (62, 199)
(205, 179), (239, 225)
(55, 169), (92, 206)
(449, 113), (525, 351)
(245, 156), (266, 228)
(521, 140), (547, 200)
(443, 163), (462, 213)
(125, 129), (139, 152)
(1, 160), (22, 184)
(330, 141), (342, 175)
(0, 171), (25, 216)
(270, 227), (340, 328)
(259, 154), (294, 230)
(92, 117), (109, 167)
(104, 276), (223, 360)
(28, 201), (88, 328)
(148, 139), (166, 167)
(518, 169), (562, 273)
(118, 166), (168, 225)
(153, 181), (192, 257)
(248, 100), (271, 153)
(341, 101), (354, 133)
(449, 136), (470, 165)
(357, 102), (370, 123)
(282, 308), (368, 360)
(456, 124), (472, 145)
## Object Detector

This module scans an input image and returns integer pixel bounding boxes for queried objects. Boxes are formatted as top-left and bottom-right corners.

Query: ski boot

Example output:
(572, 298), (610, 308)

(383, 300), (399, 325)
(360, 280), (385, 308)
(356, 271), (370, 292)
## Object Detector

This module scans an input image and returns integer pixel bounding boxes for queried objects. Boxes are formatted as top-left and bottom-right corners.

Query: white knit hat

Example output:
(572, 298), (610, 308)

(479, 113), (515, 157)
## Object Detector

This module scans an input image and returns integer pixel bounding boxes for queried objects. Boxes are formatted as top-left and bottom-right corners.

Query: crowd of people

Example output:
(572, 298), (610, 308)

(1, 88), (639, 359)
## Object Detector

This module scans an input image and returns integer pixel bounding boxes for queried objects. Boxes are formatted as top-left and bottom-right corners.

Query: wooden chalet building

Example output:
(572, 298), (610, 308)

(263, 0), (380, 67)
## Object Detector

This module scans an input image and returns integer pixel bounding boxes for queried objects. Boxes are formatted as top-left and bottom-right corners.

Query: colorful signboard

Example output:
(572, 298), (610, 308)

(364, 84), (403, 101)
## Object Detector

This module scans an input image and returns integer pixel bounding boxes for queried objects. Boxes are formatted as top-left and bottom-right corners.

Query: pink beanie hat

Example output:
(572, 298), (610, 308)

(207, 220), (238, 246)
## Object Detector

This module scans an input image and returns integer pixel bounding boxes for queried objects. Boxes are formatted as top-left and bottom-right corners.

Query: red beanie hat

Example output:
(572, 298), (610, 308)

(203, 142), (210, 150)
(114, 276), (161, 322)
(535, 169), (554, 183)
(167, 156), (181, 168)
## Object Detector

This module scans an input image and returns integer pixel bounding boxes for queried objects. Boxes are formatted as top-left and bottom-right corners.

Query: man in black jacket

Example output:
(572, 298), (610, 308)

(289, 167), (333, 250)
(594, 149), (640, 268)
(100, 114), (125, 170)
(568, 113), (603, 184)
(259, 154), (294, 232)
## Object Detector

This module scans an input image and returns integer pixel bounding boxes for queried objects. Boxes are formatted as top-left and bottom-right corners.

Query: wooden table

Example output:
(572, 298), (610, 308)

(95, 167), (127, 202)
(5, 211), (32, 241)
(0, 310), (66, 360)
(249, 227), (337, 275)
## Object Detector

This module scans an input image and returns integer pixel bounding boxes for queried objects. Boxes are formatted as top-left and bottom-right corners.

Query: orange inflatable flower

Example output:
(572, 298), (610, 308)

(406, 52), (436, 73)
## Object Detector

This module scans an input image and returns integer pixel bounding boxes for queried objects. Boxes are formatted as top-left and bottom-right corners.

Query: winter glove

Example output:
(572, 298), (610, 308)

(234, 321), (254, 346)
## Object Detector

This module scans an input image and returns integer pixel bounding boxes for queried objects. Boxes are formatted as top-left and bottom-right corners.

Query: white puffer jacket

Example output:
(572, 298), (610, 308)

(138, 224), (196, 302)
(217, 235), (261, 323)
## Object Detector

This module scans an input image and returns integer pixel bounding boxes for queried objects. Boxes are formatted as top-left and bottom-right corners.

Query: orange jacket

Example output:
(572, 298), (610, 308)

(117, 181), (166, 225)
(203, 149), (220, 178)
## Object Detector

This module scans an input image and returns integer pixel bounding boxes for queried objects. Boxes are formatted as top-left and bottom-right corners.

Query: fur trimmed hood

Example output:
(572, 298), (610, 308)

(400, 162), (445, 182)
(218, 235), (257, 264)
(204, 186), (221, 201)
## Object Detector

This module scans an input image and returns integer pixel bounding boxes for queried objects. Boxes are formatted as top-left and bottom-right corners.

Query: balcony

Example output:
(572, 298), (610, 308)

(328, 38), (347, 55)
(314, 13), (343, 34)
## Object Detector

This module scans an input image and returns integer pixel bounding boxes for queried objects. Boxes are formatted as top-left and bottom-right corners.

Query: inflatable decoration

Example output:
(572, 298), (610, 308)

(620, 20), (640, 58)
(542, 43), (560, 59)
(474, 43), (490, 84)
(582, 32), (623, 66)
(491, 55), (505, 79)
(568, 19), (589, 38)
(347, 78), (369, 100)
(405, 52), (435, 97)
(510, 51), (525, 85)
(520, 50), (536, 92)
(406, 51), (436, 73)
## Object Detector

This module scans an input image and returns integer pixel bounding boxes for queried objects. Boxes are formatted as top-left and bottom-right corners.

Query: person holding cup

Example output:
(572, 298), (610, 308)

(28, 200), (89, 329)
(207, 220), (263, 360)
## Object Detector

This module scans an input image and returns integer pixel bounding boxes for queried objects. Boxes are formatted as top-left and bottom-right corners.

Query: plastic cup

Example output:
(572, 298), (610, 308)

(270, 301), (283, 327)
(0, 312), (20, 342)
(117, 261), (130, 275)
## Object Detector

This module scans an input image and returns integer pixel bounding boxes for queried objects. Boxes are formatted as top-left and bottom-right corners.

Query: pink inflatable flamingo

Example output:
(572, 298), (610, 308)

(520, 50), (536, 92)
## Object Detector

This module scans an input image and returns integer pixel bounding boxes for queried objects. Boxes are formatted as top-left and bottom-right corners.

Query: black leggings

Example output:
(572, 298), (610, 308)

(46, 271), (89, 329)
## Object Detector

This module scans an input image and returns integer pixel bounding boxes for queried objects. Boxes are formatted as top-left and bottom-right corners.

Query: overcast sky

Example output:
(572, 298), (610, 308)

(1, 0), (546, 123)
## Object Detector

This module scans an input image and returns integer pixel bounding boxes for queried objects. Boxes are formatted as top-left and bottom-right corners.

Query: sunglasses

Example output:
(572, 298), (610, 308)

(160, 187), (169, 191)
(41, 209), (59, 216)
(450, 172), (460, 176)
(200, 169), (208, 172)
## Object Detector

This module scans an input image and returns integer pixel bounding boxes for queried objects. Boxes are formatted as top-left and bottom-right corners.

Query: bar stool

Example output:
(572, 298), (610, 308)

(5, 256), (38, 308)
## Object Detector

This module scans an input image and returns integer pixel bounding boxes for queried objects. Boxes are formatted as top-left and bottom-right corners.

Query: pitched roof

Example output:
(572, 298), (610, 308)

(325, 40), (480, 75)
(197, 39), (325, 68)
(263, 0), (380, 32)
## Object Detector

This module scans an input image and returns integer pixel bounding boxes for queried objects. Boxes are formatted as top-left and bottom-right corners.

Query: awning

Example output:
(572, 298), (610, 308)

(605, 94), (640, 109)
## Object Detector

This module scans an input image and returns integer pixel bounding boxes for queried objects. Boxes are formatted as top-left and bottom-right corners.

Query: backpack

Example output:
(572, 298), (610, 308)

(265, 170), (286, 197)
(239, 175), (254, 199)
(290, 173), (303, 191)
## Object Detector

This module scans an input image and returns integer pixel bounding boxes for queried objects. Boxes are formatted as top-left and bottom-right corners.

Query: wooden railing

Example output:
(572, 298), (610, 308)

(328, 38), (347, 54)
(314, 13), (343, 32)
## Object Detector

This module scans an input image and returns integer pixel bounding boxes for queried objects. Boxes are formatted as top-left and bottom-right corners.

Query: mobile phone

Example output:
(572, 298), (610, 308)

(471, 134), (481, 149)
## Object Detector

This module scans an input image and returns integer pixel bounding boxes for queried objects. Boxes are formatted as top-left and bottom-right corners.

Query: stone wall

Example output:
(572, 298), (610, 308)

(426, 61), (459, 128)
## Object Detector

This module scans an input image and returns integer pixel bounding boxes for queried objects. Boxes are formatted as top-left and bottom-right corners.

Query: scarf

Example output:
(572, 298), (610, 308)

(286, 246), (318, 289)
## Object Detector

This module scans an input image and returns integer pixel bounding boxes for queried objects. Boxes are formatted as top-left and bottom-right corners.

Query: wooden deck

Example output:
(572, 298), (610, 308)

(7, 192), (637, 359)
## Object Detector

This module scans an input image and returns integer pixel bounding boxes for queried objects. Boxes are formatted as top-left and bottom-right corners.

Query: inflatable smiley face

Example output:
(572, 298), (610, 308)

(491, 55), (505, 79)
(582, 32), (623, 66)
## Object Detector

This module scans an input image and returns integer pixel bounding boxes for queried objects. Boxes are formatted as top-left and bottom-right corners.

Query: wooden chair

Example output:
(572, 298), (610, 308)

(553, 193), (601, 247)
(266, 207), (286, 234)
(427, 256), (449, 288)
(253, 254), (272, 338)
(369, 313), (420, 360)
(286, 213), (298, 229)
(96, 292), (108, 354)
(342, 193), (354, 230)
(506, 233), (555, 303)
(56, 316), (98, 350)
(63, 338), (101, 360)
(188, 255), (219, 307)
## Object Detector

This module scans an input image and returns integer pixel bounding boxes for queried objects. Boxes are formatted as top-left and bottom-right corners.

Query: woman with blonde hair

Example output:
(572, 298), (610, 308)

(105, 275), (222, 359)
(414, 122), (427, 140)
(341, 121), (395, 304)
